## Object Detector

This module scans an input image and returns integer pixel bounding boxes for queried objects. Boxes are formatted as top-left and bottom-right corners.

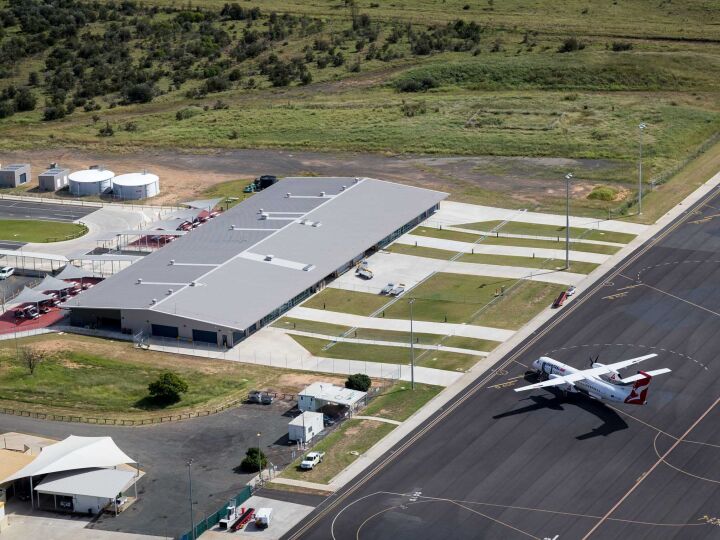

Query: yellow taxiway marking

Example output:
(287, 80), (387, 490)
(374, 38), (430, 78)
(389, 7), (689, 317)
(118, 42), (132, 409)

(689, 212), (720, 225)
(602, 292), (628, 300)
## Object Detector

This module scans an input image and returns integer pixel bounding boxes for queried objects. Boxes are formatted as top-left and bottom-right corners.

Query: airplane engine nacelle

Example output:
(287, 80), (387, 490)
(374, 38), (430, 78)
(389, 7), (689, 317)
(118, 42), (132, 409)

(549, 373), (576, 392)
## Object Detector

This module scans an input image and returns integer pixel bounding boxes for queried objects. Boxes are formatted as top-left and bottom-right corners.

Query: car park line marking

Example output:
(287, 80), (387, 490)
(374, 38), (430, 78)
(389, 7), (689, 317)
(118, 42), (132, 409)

(292, 188), (720, 540)
(581, 397), (720, 539)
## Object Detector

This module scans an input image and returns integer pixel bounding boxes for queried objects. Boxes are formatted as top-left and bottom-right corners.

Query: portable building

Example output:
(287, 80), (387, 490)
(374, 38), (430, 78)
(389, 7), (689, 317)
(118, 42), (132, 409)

(288, 412), (324, 443)
(38, 166), (70, 191)
(0, 164), (31, 188)
(298, 383), (367, 413)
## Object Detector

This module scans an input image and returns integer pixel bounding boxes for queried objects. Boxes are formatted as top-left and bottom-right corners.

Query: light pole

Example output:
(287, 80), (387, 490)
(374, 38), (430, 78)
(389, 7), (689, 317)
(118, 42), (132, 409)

(186, 458), (195, 540)
(409, 298), (415, 390)
(638, 122), (647, 216)
(257, 432), (262, 485)
(564, 173), (573, 270)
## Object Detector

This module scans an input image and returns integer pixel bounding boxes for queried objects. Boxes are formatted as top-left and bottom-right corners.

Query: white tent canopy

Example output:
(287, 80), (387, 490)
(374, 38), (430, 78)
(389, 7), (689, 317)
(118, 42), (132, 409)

(33, 275), (74, 292)
(55, 265), (95, 280)
(36, 468), (136, 499)
(3, 435), (135, 483)
(11, 287), (53, 305)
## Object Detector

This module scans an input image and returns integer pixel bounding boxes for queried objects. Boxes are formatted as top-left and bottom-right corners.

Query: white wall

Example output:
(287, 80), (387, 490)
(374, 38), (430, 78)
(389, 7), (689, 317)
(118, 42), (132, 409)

(288, 413), (324, 443)
(73, 494), (109, 514)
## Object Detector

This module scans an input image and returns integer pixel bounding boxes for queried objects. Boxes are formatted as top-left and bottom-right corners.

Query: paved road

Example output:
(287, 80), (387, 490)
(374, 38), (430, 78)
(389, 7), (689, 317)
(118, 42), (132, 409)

(0, 199), (97, 222)
(0, 240), (25, 250)
(286, 189), (720, 539)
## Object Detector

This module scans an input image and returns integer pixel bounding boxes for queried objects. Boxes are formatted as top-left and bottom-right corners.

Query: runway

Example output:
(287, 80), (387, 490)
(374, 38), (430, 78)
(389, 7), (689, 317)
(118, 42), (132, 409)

(0, 198), (97, 222)
(287, 189), (720, 539)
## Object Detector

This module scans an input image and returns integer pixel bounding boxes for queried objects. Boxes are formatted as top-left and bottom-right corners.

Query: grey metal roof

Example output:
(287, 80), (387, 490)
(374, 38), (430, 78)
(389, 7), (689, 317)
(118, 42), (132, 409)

(68, 178), (447, 330)
(36, 467), (136, 499)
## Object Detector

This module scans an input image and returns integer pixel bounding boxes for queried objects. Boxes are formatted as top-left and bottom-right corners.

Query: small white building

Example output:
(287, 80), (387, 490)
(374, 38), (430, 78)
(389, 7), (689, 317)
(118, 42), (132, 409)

(68, 168), (114, 196)
(112, 171), (160, 200)
(288, 412), (324, 444)
(298, 383), (367, 413)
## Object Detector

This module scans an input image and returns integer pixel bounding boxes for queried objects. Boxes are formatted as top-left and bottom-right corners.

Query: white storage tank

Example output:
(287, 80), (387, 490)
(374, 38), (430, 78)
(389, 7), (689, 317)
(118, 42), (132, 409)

(112, 171), (160, 200)
(68, 167), (114, 196)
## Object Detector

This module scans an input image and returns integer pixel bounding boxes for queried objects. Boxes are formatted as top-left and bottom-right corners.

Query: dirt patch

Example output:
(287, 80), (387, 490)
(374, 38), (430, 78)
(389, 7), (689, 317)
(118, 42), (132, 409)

(273, 373), (347, 394)
(0, 147), (634, 208)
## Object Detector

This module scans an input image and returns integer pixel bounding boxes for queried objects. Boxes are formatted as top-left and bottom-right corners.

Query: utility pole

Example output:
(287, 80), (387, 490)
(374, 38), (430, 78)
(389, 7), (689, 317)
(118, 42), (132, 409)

(638, 122), (647, 215)
(257, 432), (262, 485)
(186, 458), (195, 540)
(409, 298), (415, 390)
(564, 173), (573, 270)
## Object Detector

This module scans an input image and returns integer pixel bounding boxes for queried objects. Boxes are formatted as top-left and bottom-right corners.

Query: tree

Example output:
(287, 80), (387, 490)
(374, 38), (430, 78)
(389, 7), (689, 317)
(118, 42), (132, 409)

(148, 371), (188, 404)
(558, 37), (585, 53)
(346, 373), (371, 392)
(14, 88), (37, 111)
(21, 347), (44, 375)
(124, 83), (154, 104)
(98, 121), (114, 137)
(239, 447), (267, 473)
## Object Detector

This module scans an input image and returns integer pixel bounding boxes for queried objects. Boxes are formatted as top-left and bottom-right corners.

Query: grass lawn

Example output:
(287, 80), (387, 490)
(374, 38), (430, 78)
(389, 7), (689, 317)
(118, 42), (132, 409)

(0, 334), (300, 418)
(473, 281), (566, 330)
(201, 178), (255, 208)
(0, 220), (87, 243)
(302, 288), (390, 316)
(384, 273), (518, 324)
(363, 382), (443, 422)
(457, 220), (636, 244)
(273, 317), (500, 352)
(387, 243), (599, 274)
(411, 226), (620, 255)
(290, 335), (481, 372)
(281, 419), (396, 484)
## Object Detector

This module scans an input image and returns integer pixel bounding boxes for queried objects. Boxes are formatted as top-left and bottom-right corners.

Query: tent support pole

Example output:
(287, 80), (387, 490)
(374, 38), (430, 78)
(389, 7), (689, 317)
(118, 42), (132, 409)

(30, 476), (34, 509)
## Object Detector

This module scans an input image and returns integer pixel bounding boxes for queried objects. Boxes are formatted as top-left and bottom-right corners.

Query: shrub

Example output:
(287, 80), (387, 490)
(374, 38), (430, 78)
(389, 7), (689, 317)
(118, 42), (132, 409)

(176, 107), (201, 120)
(124, 83), (154, 104)
(239, 447), (267, 473)
(148, 372), (188, 404)
(43, 104), (66, 121)
(346, 373), (371, 392)
(98, 121), (114, 137)
(395, 75), (438, 92)
(400, 100), (426, 117)
(611, 41), (633, 52)
(587, 185), (617, 201)
(558, 37), (585, 53)
(13, 88), (36, 111)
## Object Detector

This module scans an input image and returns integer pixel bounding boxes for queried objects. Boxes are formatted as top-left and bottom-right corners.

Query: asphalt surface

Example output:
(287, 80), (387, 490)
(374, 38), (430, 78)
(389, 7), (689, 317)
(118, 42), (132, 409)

(0, 400), (300, 538)
(287, 188), (720, 540)
(0, 240), (25, 250)
(0, 198), (97, 222)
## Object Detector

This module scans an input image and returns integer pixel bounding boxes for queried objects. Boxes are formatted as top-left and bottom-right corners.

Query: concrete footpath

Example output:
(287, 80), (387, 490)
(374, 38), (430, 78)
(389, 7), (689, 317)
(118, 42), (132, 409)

(283, 171), (720, 493)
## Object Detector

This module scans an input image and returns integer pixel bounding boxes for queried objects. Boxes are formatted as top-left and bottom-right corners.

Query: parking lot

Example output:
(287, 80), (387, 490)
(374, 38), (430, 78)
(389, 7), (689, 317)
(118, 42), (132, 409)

(0, 399), (305, 538)
(0, 273), (36, 306)
(0, 199), (97, 222)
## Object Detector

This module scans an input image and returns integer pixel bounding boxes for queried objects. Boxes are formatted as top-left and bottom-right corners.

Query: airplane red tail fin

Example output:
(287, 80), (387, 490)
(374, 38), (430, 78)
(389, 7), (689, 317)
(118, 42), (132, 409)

(624, 371), (652, 405)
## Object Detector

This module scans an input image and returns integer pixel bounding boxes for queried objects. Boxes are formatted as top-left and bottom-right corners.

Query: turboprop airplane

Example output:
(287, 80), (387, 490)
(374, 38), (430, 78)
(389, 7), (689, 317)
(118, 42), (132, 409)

(514, 353), (671, 405)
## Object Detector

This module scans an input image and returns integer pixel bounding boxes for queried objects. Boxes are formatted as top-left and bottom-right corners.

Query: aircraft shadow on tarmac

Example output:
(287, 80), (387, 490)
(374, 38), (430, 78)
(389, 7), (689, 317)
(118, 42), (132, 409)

(492, 373), (629, 440)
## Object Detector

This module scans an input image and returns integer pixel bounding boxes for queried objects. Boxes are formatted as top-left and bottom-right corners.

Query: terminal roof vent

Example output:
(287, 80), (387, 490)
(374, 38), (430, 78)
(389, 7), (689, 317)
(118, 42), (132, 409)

(354, 177), (360, 183)
(150, 298), (157, 305)
(341, 185), (347, 191)
(136, 278), (143, 284)
(257, 208), (264, 213)
(286, 192), (291, 198)
(259, 212), (269, 220)
(312, 222), (322, 228)
(190, 281), (197, 287)
(230, 225), (236, 230)
(265, 254), (274, 261)
(167, 289), (173, 295)
(302, 264), (315, 271)
(169, 259), (175, 265)
(319, 191), (325, 197)
(299, 219), (307, 225)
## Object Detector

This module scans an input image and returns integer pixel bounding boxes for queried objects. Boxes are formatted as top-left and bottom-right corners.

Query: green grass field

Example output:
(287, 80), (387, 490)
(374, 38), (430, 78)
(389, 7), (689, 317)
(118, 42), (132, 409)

(0, 220), (87, 243)
(386, 243), (599, 274)
(0, 334), (292, 417)
(290, 335), (481, 372)
(457, 221), (636, 244)
(302, 288), (389, 316)
(411, 226), (621, 255)
(363, 382), (443, 422)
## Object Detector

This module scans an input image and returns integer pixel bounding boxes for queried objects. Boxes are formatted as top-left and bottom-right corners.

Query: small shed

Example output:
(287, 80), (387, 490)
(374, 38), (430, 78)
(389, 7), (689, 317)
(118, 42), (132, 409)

(298, 383), (367, 413)
(0, 164), (31, 188)
(288, 412), (324, 444)
(38, 166), (70, 192)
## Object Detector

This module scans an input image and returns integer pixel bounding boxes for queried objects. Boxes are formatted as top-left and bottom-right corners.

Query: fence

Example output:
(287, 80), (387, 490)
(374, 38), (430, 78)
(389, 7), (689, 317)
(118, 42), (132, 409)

(177, 485), (253, 540)
(0, 327), (53, 341)
(0, 193), (181, 213)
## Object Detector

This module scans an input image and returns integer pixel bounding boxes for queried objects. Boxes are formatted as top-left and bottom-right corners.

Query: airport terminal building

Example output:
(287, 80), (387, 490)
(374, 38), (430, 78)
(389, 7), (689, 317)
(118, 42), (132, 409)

(67, 177), (447, 347)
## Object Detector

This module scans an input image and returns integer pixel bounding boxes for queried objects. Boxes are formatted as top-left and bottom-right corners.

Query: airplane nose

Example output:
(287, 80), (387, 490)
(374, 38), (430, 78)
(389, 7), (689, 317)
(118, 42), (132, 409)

(531, 359), (540, 370)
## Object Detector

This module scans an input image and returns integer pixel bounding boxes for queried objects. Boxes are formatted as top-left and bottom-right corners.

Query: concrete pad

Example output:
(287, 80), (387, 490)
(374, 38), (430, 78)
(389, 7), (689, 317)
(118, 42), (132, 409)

(328, 251), (581, 293)
(433, 200), (649, 235)
(199, 495), (314, 540)
(398, 234), (608, 264)
(288, 307), (514, 342)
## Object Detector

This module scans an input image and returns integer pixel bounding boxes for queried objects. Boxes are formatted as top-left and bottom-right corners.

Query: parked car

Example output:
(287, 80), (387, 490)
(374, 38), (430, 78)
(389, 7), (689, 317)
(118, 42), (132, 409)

(566, 286), (577, 296)
(552, 290), (568, 308)
(0, 266), (15, 280)
(260, 393), (273, 405)
(389, 283), (406, 296)
(381, 282), (395, 295)
(248, 390), (273, 404)
(323, 414), (336, 427)
(16, 306), (39, 319)
(300, 451), (325, 470)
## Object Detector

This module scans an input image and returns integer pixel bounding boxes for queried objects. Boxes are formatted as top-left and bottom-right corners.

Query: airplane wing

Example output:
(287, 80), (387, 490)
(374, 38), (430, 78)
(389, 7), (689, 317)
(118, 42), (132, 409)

(620, 368), (672, 384)
(514, 353), (659, 393)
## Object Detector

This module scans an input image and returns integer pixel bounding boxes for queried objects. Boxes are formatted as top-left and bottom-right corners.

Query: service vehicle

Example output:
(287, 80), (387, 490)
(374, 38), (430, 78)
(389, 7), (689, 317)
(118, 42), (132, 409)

(300, 451), (325, 470)
(255, 507), (272, 529)
(381, 282), (395, 295)
(389, 283), (406, 296)
(566, 286), (577, 296)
